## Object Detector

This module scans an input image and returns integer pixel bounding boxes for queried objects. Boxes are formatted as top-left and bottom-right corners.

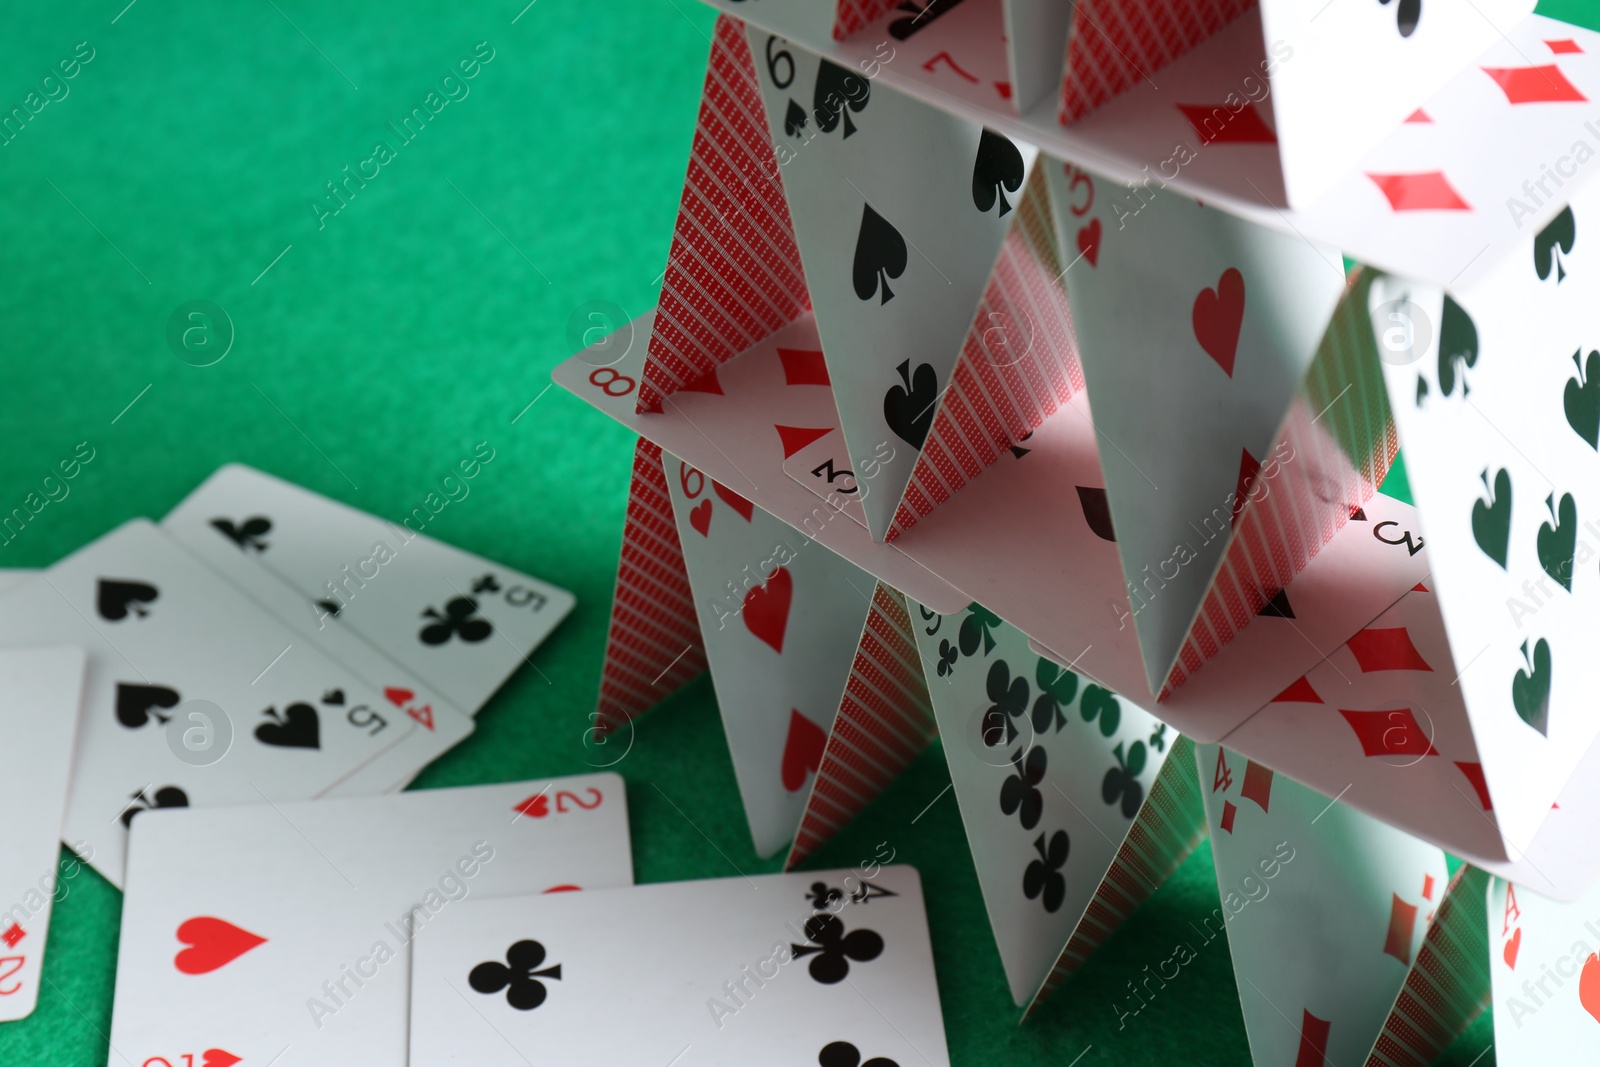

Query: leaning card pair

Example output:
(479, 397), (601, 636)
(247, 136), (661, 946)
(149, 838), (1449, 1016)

(111, 774), (631, 1067)
(0, 646), (86, 1021)
(163, 464), (576, 715)
(409, 866), (947, 1066)
(0, 520), (420, 886)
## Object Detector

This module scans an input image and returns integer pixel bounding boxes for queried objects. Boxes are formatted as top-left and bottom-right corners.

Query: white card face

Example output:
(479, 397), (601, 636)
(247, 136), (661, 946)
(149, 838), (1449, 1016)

(858, 0), (1014, 114)
(0, 520), (418, 887)
(409, 865), (948, 1067)
(1488, 875), (1600, 1063)
(110, 774), (630, 1067)
(749, 25), (1035, 540)
(1196, 742), (1447, 1067)
(664, 449), (875, 857)
(909, 601), (1171, 1005)
(0, 646), (85, 1021)
(163, 464), (575, 713)
(782, 428), (873, 530)
(160, 502), (475, 796)
(1003, 0), (1074, 114)
(1261, 0), (1536, 207)
(1046, 158), (1346, 692)
(1377, 178), (1600, 854)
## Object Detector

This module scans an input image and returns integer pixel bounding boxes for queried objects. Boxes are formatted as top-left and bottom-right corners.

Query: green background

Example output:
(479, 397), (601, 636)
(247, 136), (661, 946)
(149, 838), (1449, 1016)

(0, 0), (1590, 1062)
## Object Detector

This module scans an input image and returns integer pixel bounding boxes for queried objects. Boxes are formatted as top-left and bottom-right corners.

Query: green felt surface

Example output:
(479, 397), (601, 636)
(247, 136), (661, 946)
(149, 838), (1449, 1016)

(1, 0), (1593, 1062)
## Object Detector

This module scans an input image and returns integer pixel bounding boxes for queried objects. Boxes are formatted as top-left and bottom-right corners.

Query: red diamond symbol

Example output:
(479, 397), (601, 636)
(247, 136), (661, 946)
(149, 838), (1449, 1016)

(778, 348), (830, 387)
(1383, 893), (1420, 964)
(1339, 708), (1439, 758)
(0, 923), (23, 948)
(1547, 39), (1583, 55)
(1240, 761), (1274, 814)
(1405, 108), (1433, 123)
(1346, 626), (1433, 673)
(1177, 102), (1278, 145)
(1273, 676), (1323, 704)
(1456, 761), (1493, 810)
(1220, 800), (1238, 834)
(1482, 64), (1587, 105)
(1366, 171), (1472, 212)
(1422, 873), (1436, 901)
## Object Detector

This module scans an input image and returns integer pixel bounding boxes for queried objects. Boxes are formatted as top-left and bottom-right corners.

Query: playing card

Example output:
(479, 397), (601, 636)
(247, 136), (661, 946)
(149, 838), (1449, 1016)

(1196, 742), (1449, 1067)
(0, 520), (419, 887)
(1260, 0), (1536, 206)
(1003, 0), (1074, 114)
(782, 428), (871, 529)
(0, 645), (85, 1021)
(854, 0), (1014, 114)
(908, 599), (1179, 1006)
(164, 464), (575, 714)
(160, 487), (475, 796)
(665, 447), (877, 857)
(1489, 874), (1600, 1063)
(1044, 155), (1347, 693)
(749, 24), (1036, 540)
(110, 773), (631, 1067)
(409, 865), (947, 1066)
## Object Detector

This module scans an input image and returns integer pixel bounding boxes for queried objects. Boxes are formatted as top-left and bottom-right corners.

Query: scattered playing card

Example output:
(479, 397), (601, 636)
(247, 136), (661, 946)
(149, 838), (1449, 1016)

(0, 645), (86, 1021)
(163, 464), (575, 714)
(409, 865), (947, 1066)
(110, 774), (632, 1067)
(0, 520), (422, 887)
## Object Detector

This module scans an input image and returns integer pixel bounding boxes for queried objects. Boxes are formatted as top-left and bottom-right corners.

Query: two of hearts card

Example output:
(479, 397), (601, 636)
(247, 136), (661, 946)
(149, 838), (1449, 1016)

(0, 462), (572, 1018)
(554, 0), (1600, 1061)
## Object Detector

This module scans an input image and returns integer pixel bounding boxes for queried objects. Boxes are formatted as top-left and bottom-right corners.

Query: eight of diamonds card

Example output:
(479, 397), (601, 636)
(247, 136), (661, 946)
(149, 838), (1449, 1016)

(409, 867), (948, 1066)
(110, 774), (631, 1067)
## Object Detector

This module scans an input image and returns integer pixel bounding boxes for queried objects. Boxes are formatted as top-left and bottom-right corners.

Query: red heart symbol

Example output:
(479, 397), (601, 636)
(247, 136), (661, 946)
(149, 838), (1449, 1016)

(1580, 953), (1600, 1023)
(712, 483), (754, 521)
(1192, 267), (1246, 377)
(384, 687), (414, 709)
(202, 1051), (242, 1067)
(514, 793), (549, 818)
(743, 566), (793, 654)
(780, 710), (827, 792)
(1503, 926), (1522, 969)
(175, 917), (266, 975)
(689, 499), (712, 537)
(1076, 218), (1101, 268)
(542, 884), (582, 893)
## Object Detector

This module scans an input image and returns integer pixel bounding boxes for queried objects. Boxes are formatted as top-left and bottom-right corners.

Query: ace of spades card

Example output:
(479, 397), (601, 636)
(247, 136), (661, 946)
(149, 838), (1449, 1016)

(163, 464), (575, 715)
(110, 775), (632, 1067)
(1375, 183), (1600, 854)
(408, 867), (948, 1067)
(1488, 874), (1600, 1062)
(1044, 157), (1347, 693)
(0, 521), (418, 887)
(748, 25), (1037, 541)
(1196, 742), (1450, 1067)
(665, 448), (877, 857)
(908, 599), (1184, 1008)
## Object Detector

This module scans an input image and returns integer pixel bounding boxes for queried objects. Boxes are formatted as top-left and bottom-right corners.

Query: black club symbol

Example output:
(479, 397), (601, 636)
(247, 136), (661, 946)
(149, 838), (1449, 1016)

(935, 639), (959, 677)
(999, 745), (1046, 830)
(1102, 740), (1148, 818)
(791, 913), (883, 984)
(472, 573), (502, 594)
(819, 1040), (900, 1067)
(1032, 658), (1077, 734)
(981, 659), (1029, 747)
(958, 605), (1002, 658)
(1023, 830), (1070, 912)
(419, 596), (493, 645)
(468, 939), (562, 1010)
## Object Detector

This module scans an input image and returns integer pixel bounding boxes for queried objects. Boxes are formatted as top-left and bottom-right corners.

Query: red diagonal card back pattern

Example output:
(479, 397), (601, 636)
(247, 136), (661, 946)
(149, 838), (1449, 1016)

(639, 15), (810, 413)
(1363, 867), (1490, 1067)
(1058, 0), (1259, 123)
(888, 167), (1083, 540)
(1026, 735), (1207, 1015)
(594, 439), (707, 735)
(1164, 271), (1398, 695)
(833, 0), (900, 40)
(785, 583), (938, 868)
